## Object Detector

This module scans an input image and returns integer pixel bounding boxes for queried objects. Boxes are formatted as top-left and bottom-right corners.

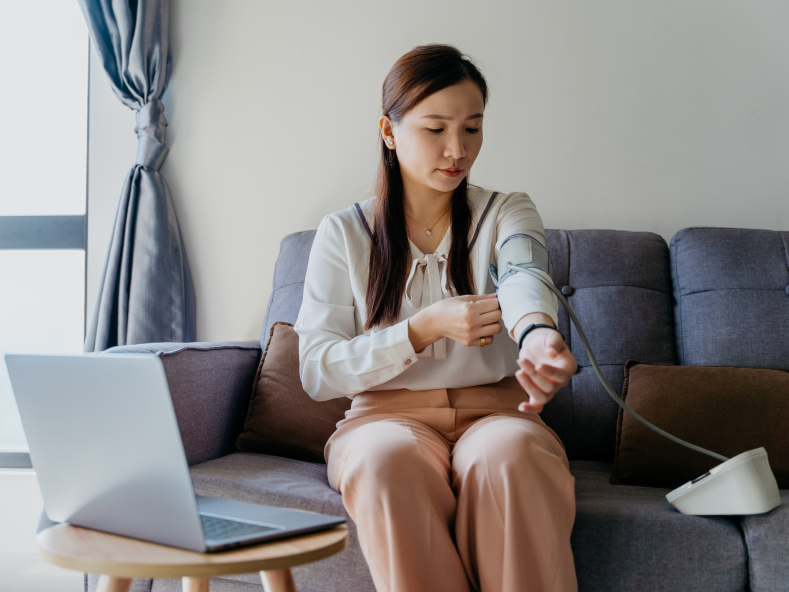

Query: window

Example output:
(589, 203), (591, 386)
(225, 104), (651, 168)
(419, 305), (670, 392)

(0, 2), (89, 465)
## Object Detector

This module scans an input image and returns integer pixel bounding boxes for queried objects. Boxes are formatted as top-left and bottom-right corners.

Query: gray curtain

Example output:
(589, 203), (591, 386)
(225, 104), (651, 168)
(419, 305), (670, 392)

(81, 0), (196, 351)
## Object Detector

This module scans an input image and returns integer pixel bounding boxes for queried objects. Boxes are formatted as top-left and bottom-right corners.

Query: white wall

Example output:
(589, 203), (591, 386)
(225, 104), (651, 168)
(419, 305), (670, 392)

(86, 46), (137, 317)
(88, 0), (789, 343)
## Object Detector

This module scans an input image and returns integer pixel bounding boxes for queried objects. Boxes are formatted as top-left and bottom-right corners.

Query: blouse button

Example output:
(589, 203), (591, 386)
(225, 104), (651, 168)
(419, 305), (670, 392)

(405, 359), (411, 365)
(561, 285), (575, 296)
(785, 285), (789, 296)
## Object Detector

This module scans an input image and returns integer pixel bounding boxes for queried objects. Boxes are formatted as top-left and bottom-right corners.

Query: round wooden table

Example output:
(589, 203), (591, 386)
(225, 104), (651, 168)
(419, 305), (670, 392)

(37, 523), (348, 592)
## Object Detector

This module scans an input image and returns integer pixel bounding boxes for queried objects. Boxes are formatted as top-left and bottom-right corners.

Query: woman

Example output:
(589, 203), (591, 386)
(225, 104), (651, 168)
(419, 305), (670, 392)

(294, 44), (578, 592)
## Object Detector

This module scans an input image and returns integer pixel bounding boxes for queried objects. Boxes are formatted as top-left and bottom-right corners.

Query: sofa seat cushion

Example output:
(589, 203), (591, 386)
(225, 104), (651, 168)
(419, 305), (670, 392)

(189, 452), (375, 592)
(186, 453), (750, 592)
(572, 461), (747, 591)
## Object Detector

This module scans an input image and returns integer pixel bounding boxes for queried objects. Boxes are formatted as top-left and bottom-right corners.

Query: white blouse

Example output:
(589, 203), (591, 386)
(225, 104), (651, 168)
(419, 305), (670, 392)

(294, 187), (559, 401)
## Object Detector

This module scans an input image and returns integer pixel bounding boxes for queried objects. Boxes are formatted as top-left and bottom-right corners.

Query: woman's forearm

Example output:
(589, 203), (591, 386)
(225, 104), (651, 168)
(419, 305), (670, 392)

(409, 307), (555, 353)
(510, 312), (556, 343)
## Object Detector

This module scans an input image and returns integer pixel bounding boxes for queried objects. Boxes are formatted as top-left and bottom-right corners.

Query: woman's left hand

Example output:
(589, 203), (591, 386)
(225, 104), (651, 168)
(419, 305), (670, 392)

(515, 328), (577, 413)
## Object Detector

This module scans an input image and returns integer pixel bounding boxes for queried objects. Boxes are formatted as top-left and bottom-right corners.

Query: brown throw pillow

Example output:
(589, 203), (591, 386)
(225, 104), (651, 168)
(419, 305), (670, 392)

(235, 322), (351, 463)
(611, 360), (789, 489)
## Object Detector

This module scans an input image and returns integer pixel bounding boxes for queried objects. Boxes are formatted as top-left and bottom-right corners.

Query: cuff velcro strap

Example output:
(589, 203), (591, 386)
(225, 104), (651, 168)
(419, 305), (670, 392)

(517, 323), (565, 351)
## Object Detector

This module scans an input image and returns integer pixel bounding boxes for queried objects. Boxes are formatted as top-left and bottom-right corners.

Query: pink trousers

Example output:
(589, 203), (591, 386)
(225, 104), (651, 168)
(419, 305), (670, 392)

(325, 376), (578, 592)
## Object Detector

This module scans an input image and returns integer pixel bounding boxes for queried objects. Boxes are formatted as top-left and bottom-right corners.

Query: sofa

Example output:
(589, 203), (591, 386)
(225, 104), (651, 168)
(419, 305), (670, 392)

(89, 226), (789, 592)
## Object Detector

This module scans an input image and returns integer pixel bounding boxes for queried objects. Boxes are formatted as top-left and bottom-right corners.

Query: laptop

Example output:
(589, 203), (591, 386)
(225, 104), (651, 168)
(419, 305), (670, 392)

(5, 353), (345, 553)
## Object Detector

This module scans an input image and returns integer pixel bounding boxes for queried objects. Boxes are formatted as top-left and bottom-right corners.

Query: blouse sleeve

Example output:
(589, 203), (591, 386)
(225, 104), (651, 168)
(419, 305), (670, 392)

(493, 192), (560, 338)
(293, 215), (420, 401)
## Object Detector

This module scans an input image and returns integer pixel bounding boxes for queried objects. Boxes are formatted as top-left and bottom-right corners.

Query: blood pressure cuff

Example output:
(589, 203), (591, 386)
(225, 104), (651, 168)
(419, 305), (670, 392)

(488, 233), (553, 288)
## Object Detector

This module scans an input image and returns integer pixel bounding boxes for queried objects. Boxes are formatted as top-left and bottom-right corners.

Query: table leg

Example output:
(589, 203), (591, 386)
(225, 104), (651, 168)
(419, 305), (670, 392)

(182, 577), (210, 591)
(260, 568), (296, 592)
(95, 575), (132, 592)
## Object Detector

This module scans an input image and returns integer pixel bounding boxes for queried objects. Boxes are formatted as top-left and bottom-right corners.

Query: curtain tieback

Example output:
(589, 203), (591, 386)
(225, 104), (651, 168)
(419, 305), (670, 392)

(135, 99), (170, 171)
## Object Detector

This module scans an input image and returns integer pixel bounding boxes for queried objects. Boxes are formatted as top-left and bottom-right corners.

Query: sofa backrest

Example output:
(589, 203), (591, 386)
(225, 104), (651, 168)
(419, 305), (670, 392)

(260, 230), (315, 345)
(261, 228), (676, 462)
(543, 230), (676, 460)
(670, 228), (789, 371)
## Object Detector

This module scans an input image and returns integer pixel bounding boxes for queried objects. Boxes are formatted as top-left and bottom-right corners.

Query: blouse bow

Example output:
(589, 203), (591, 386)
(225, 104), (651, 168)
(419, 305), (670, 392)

(404, 252), (453, 360)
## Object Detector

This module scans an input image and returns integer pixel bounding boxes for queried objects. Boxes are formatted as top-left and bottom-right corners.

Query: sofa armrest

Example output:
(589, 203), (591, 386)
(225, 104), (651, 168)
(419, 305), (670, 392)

(102, 341), (262, 465)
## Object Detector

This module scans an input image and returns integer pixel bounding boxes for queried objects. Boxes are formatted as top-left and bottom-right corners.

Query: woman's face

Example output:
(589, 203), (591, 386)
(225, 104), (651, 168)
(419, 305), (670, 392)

(381, 80), (485, 196)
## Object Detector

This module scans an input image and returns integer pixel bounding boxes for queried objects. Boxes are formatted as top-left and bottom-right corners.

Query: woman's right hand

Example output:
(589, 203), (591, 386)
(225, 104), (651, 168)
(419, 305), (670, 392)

(409, 294), (502, 352)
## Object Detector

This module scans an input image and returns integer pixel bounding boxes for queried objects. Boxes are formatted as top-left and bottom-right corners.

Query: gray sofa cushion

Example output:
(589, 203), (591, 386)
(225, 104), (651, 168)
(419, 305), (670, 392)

(740, 492), (789, 592)
(261, 231), (316, 350)
(103, 341), (261, 465)
(540, 230), (676, 461)
(178, 453), (747, 592)
(571, 461), (747, 592)
(671, 227), (789, 370)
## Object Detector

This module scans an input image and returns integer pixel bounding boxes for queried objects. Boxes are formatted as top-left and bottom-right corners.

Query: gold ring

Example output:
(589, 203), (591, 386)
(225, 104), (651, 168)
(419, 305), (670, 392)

(480, 337), (486, 347)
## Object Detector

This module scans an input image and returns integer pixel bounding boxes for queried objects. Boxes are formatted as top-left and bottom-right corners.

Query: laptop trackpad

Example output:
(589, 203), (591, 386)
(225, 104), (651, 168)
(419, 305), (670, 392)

(196, 496), (293, 525)
(197, 495), (346, 532)
(195, 495), (323, 528)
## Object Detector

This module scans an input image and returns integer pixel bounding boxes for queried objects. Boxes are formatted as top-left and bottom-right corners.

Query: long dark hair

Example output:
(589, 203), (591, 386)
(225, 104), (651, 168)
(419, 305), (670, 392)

(364, 44), (489, 331)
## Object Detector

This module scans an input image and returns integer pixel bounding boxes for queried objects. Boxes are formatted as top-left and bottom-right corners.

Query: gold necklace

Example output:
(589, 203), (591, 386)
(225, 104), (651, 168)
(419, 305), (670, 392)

(405, 207), (450, 236)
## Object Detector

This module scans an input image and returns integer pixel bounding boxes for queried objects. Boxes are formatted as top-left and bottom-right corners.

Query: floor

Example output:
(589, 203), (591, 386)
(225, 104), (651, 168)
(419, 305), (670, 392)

(0, 553), (83, 591)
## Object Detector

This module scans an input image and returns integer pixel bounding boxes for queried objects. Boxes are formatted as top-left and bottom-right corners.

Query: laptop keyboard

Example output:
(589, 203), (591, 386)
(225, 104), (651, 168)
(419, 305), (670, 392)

(200, 514), (279, 543)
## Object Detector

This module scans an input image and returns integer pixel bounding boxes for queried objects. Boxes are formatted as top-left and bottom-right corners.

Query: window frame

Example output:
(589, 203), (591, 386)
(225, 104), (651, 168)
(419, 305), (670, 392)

(0, 46), (90, 469)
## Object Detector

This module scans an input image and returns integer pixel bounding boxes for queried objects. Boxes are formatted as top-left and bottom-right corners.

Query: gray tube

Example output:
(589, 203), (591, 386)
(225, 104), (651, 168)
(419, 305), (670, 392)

(506, 263), (728, 463)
